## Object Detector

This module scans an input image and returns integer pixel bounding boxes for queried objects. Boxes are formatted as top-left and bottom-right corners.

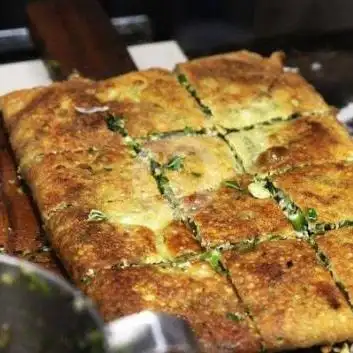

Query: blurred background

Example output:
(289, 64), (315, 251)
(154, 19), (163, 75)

(2, 0), (353, 107)
(2, 0), (353, 61)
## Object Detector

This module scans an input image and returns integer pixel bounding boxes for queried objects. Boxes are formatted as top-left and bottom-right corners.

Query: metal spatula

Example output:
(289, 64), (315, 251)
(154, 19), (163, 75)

(0, 254), (199, 353)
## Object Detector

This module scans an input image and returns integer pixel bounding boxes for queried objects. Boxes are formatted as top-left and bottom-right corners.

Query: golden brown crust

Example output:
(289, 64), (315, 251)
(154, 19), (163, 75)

(182, 177), (293, 248)
(96, 68), (208, 137)
(223, 239), (353, 351)
(227, 114), (353, 174)
(161, 220), (201, 258)
(46, 207), (158, 280)
(2, 51), (352, 352)
(270, 71), (329, 116)
(177, 50), (284, 82)
(1, 77), (94, 131)
(20, 146), (201, 276)
(1, 86), (48, 128)
(273, 163), (353, 225)
(22, 147), (162, 220)
(177, 51), (284, 130)
(317, 227), (353, 304)
(177, 50), (329, 130)
(1, 78), (123, 167)
(45, 206), (201, 280)
(146, 135), (242, 198)
(82, 261), (263, 353)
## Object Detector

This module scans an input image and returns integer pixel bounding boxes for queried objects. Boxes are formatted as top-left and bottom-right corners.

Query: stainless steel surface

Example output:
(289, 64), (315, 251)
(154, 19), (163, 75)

(0, 15), (152, 54)
(0, 255), (199, 353)
(0, 28), (33, 53)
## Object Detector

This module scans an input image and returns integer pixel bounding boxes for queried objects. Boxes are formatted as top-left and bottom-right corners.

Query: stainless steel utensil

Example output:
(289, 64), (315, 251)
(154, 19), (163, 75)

(0, 254), (199, 353)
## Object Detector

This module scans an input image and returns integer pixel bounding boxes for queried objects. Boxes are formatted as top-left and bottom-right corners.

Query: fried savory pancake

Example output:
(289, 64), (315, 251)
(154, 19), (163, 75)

(223, 239), (353, 351)
(0, 85), (49, 128)
(1, 78), (124, 167)
(2, 50), (352, 352)
(182, 176), (293, 248)
(226, 114), (353, 174)
(46, 207), (200, 281)
(22, 146), (159, 220)
(269, 70), (329, 116)
(23, 147), (200, 277)
(95, 68), (208, 138)
(316, 227), (353, 304)
(176, 51), (284, 130)
(272, 163), (353, 225)
(81, 261), (262, 353)
(145, 135), (242, 199)
(1, 69), (208, 166)
(177, 51), (329, 130)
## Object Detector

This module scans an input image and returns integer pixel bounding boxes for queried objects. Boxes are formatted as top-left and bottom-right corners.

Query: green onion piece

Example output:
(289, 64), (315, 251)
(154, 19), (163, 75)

(223, 180), (242, 191)
(183, 126), (194, 134)
(165, 156), (184, 171)
(226, 312), (244, 322)
(201, 250), (227, 274)
(87, 209), (108, 222)
(306, 208), (318, 221)
(288, 211), (307, 231)
(201, 104), (212, 116)
(105, 114), (124, 132)
(178, 74), (188, 85)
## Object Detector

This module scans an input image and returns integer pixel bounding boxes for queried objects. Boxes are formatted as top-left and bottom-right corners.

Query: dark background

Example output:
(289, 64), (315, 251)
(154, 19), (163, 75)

(0, 0), (255, 59)
(3, 0), (353, 108)
(2, 0), (353, 59)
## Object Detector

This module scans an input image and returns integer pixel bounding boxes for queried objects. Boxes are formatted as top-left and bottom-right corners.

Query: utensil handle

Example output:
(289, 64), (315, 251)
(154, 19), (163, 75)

(104, 311), (200, 353)
(26, 0), (136, 81)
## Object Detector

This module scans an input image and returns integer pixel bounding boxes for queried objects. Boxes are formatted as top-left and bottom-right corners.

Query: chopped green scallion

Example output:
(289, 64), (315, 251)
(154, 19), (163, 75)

(105, 114), (125, 133)
(178, 74), (188, 86)
(226, 312), (244, 322)
(288, 211), (307, 232)
(201, 250), (227, 275)
(165, 156), (184, 171)
(183, 126), (194, 134)
(223, 180), (242, 191)
(306, 208), (318, 222)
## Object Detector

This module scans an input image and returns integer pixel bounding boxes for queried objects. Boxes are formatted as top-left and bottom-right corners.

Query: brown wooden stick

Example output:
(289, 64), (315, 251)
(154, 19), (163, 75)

(27, 0), (137, 80)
